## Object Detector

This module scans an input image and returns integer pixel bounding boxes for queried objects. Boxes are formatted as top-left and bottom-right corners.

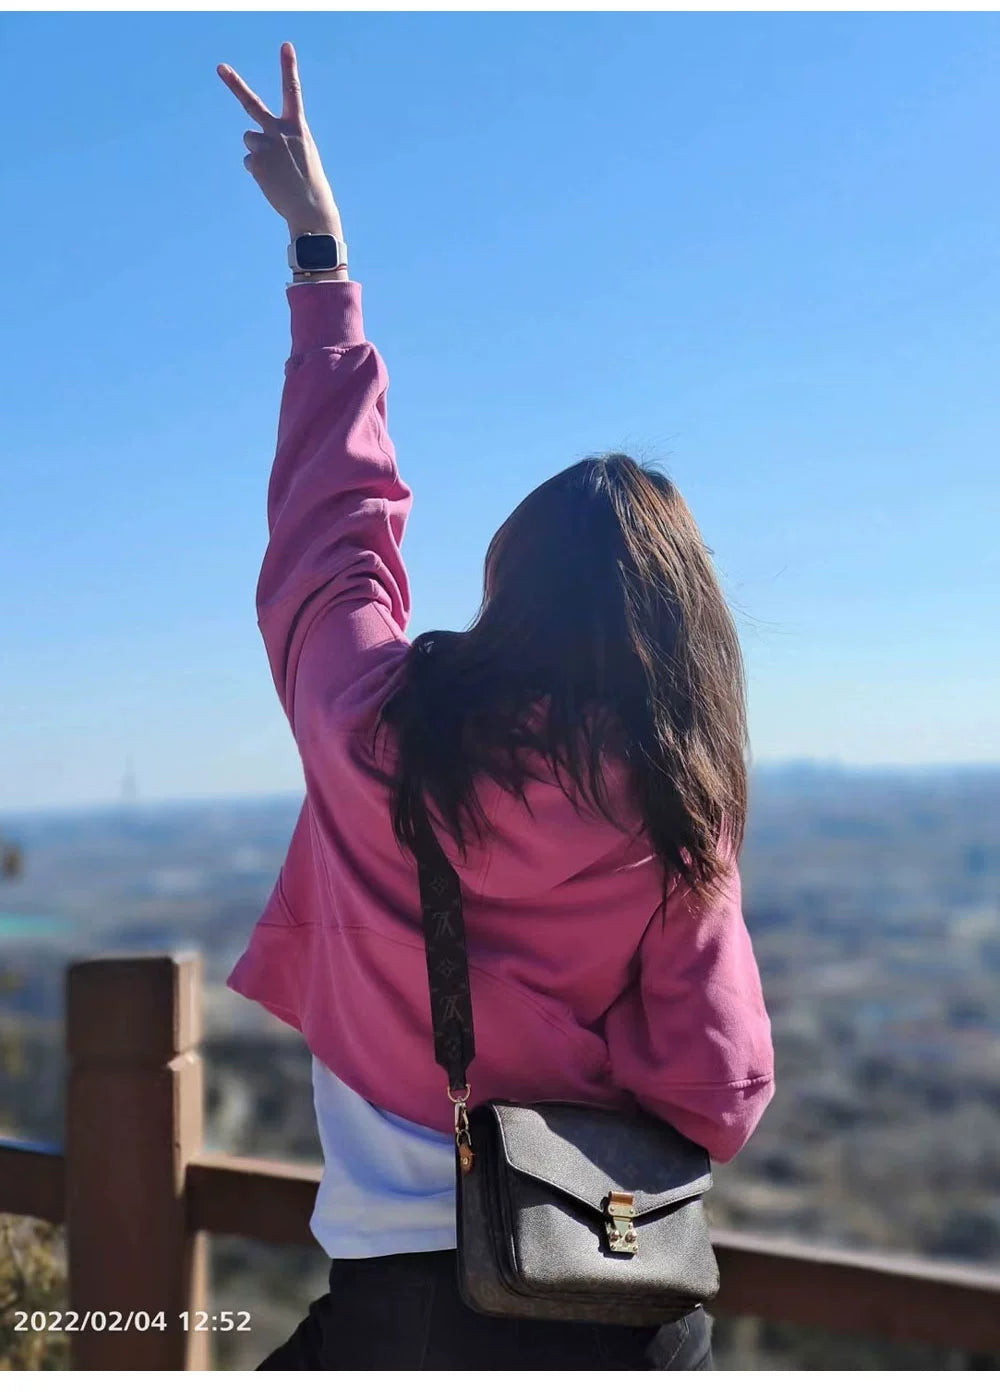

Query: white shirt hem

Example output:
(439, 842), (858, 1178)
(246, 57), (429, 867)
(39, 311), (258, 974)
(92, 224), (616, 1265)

(309, 1219), (458, 1260)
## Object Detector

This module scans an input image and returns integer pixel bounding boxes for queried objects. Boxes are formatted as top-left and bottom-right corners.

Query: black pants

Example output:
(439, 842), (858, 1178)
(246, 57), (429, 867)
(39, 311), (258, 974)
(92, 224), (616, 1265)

(257, 1249), (714, 1371)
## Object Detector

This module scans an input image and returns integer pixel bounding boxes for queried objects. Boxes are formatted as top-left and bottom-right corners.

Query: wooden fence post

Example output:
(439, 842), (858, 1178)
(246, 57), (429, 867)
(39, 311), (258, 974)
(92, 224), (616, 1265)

(65, 953), (209, 1370)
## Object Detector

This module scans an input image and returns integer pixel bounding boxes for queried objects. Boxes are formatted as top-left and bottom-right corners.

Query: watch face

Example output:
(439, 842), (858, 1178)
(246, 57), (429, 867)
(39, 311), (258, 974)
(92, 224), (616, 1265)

(297, 234), (340, 269)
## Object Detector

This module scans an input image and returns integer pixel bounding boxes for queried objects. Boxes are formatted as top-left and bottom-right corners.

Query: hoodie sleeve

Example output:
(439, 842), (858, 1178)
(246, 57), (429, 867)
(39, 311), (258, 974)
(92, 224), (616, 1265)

(255, 281), (413, 750)
(602, 859), (775, 1164)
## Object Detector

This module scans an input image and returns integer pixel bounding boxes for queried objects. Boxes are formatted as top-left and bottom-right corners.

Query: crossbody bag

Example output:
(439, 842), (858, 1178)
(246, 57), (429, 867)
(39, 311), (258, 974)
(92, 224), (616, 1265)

(413, 807), (720, 1325)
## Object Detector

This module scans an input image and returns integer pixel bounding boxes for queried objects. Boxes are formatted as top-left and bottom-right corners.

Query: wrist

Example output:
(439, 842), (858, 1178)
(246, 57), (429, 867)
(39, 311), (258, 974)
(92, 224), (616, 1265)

(291, 269), (350, 284)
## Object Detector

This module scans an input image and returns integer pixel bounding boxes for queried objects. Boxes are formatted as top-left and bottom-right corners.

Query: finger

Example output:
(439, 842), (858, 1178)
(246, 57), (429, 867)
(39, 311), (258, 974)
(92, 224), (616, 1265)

(217, 63), (277, 129)
(280, 41), (305, 122)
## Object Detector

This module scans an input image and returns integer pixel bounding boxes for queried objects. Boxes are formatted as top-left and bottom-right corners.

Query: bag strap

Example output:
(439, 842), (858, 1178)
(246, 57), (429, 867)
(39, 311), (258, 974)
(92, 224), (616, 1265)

(412, 804), (477, 1099)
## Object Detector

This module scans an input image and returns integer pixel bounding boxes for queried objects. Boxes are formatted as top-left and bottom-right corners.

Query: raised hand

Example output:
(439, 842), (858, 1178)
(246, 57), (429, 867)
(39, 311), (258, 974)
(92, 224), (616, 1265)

(217, 41), (342, 239)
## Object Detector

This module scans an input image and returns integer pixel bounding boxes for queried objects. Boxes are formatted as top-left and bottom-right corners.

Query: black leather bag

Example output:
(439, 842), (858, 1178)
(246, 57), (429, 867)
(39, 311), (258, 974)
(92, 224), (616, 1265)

(414, 810), (720, 1325)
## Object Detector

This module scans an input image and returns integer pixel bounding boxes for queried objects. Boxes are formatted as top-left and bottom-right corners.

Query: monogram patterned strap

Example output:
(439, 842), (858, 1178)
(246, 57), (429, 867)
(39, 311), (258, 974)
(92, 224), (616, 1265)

(413, 808), (476, 1093)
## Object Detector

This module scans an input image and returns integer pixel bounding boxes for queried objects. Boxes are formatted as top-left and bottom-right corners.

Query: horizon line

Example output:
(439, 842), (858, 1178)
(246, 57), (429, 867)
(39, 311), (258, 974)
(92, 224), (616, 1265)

(2, 757), (999, 822)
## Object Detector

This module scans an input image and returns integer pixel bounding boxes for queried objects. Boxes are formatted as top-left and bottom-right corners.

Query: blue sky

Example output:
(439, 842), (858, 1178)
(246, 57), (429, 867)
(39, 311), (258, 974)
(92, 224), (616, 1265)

(2, 12), (998, 816)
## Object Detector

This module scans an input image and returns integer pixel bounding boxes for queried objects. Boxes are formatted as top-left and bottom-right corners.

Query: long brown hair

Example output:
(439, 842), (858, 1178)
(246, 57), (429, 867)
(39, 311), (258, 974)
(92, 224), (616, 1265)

(368, 453), (749, 912)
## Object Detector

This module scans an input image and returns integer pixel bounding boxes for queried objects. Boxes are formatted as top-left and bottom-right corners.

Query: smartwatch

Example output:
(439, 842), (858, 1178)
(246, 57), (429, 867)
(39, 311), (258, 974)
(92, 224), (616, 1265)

(287, 233), (349, 276)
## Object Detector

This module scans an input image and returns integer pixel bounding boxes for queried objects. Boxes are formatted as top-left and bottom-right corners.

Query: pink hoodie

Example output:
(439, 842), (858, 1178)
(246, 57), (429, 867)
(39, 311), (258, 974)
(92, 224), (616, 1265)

(226, 280), (775, 1164)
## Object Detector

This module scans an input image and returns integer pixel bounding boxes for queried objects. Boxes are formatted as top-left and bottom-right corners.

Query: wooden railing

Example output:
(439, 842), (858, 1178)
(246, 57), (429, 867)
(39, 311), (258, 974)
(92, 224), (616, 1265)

(1, 952), (999, 1370)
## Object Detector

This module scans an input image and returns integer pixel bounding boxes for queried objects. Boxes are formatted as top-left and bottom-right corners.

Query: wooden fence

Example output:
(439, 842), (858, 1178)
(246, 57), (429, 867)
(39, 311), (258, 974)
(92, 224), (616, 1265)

(1, 953), (998, 1369)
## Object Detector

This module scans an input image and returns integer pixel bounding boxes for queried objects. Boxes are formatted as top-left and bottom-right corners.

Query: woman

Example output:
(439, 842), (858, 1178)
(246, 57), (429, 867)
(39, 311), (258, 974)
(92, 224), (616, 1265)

(219, 43), (775, 1372)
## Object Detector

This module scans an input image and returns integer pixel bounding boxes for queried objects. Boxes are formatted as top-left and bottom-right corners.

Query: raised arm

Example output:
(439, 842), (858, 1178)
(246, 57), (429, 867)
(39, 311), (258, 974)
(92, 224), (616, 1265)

(217, 43), (413, 750)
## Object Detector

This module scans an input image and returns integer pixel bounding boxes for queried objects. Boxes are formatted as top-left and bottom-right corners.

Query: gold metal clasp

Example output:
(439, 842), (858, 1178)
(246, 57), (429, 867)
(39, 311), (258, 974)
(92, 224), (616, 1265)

(603, 1191), (638, 1255)
(448, 1085), (475, 1175)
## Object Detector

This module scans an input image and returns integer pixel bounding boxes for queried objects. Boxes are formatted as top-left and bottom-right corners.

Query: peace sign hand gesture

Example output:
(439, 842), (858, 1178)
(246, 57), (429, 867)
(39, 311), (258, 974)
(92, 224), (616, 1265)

(218, 41), (343, 240)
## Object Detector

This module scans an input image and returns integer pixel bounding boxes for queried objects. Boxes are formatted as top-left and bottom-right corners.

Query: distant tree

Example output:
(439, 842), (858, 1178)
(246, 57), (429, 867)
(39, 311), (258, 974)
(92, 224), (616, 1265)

(0, 1216), (68, 1370)
(0, 835), (26, 1083)
(927, 1206), (1000, 1264)
(0, 834), (23, 880)
(0, 841), (62, 1368)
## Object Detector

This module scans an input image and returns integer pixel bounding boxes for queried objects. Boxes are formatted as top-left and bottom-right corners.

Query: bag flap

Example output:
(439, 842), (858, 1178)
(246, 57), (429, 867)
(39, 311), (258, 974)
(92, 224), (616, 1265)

(488, 1102), (712, 1219)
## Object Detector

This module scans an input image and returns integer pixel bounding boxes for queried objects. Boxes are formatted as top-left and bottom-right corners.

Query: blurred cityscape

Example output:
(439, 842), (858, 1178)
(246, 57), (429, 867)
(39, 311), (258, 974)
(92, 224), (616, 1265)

(1, 760), (998, 1369)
